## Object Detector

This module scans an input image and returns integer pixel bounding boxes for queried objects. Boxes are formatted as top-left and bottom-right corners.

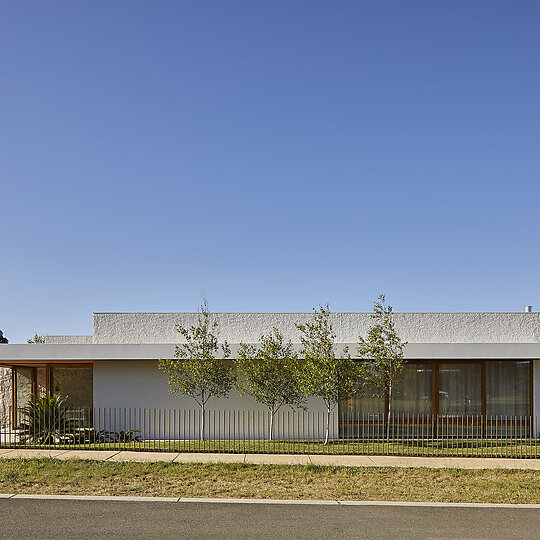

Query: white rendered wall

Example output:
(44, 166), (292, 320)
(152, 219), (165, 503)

(93, 360), (338, 440)
(93, 312), (540, 344)
(534, 360), (540, 435)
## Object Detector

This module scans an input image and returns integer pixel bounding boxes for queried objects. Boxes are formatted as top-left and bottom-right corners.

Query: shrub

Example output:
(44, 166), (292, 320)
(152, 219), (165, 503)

(17, 394), (76, 444)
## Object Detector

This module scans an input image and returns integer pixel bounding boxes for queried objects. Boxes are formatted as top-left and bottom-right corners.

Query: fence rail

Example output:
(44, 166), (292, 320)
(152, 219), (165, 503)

(1, 407), (539, 458)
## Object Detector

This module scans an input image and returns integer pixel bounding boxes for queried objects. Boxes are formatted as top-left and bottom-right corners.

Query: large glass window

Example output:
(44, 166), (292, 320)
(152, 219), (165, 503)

(339, 360), (531, 420)
(36, 367), (47, 397)
(16, 367), (34, 409)
(393, 363), (433, 414)
(486, 361), (530, 416)
(439, 363), (482, 415)
(340, 363), (433, 416)
(52, 367), (93, 409)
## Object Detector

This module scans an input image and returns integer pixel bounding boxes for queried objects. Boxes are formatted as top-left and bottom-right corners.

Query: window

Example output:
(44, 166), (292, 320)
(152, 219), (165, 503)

(486, 361), (530, 416)
(16, 367), (34, 409)
(338, 360), (531, 421)
(393, 363), (433, 415)
(52, 367), (93, 409)
(439, 363), (482, 415)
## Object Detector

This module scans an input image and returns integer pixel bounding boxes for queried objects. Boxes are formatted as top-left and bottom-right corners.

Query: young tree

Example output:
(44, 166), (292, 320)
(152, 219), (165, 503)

(27, 333), (45, 344)
(158, 301), (234, 440)
(296, 305), (360, 445)
(236, 328), (305, 440)
(357, 295), (407, 437)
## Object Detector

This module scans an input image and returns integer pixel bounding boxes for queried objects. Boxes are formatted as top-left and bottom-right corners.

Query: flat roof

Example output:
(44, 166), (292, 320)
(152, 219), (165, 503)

(0, 342), (539, 365)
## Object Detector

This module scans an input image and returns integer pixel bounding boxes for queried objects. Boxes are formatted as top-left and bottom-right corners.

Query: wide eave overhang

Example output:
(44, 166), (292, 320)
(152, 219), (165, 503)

(0, 342), (540, 365)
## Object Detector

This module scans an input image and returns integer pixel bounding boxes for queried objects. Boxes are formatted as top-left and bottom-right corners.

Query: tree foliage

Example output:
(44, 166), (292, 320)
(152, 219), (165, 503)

(158, 301), (234, 439)
(236, 328), (305, 440)
(296, 305), (360, 444)
(357, 295), (407, 429)
(27, 333), (45, 344)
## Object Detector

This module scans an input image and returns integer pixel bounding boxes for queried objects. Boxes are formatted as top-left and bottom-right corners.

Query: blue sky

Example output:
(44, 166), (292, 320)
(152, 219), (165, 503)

(1, 1), (539, 342)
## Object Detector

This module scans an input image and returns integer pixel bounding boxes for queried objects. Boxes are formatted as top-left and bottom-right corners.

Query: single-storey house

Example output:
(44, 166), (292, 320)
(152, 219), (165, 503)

(1, 310), (539, 438)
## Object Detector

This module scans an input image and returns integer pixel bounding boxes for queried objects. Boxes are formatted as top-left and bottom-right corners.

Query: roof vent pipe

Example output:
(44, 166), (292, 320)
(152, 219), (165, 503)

(525, 306), (533, 312)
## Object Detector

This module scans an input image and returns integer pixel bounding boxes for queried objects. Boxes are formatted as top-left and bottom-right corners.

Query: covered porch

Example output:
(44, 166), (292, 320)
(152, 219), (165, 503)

(0, 360), (93, 427)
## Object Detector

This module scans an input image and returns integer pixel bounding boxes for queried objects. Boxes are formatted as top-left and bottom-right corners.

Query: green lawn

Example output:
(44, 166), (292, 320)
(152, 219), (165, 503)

(1, 459), (540, 503)
(1, 438), (539, 457)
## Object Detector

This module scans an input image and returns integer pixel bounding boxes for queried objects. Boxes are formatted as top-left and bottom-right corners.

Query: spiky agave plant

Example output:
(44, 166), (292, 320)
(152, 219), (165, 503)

(17, 394), (76, 444)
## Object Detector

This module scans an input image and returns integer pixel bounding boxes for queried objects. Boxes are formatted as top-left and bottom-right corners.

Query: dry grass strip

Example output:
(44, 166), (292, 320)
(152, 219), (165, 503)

(1, 459), (539, 504)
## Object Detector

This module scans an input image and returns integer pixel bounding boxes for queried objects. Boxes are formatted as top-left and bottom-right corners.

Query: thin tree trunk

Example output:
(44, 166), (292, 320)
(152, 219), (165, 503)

(269, 409), (274, 441)
(324, 406), (331, 445)
(200, 404), (205, 441)
(387, 383), (392, 440)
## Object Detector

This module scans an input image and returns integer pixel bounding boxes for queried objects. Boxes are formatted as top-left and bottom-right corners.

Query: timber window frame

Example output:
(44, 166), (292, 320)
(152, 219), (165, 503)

(340, 359), (533, 418)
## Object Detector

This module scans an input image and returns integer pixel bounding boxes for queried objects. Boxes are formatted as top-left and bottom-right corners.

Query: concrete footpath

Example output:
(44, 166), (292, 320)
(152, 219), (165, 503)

(2, 448), (540, 469)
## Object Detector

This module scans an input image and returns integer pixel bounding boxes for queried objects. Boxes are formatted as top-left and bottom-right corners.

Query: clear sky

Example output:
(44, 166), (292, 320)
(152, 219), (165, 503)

(1, 1), (539, 343)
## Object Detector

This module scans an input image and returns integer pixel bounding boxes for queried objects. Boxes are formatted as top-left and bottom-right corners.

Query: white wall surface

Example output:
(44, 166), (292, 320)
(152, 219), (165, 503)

(534, 360), (540, 435)
(93, 360), (338, 440)
(93, 312), (540, 344)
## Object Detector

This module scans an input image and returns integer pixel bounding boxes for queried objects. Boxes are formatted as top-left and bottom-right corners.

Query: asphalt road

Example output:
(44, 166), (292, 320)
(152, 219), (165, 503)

(1, 499), (540, 539)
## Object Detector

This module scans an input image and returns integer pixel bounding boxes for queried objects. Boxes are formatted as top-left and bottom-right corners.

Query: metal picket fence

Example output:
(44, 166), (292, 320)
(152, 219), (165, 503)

(1, 407), (539, 458)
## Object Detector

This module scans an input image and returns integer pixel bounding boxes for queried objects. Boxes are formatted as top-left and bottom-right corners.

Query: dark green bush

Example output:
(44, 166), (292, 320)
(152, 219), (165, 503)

(17, 395), (76, 444)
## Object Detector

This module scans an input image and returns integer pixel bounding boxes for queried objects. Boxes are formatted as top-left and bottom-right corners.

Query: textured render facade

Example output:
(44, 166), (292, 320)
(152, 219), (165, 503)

(0, 368), (11, 426)
(1, 311), (540, 437)
(91, 312), (540, 344)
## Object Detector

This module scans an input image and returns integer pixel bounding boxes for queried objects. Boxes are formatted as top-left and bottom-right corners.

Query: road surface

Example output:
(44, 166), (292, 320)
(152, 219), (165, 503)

(1, 499), (539, 539)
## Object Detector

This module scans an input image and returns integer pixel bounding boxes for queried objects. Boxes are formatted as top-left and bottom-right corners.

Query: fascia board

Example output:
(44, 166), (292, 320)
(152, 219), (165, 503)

(0, 343), (540, 362)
